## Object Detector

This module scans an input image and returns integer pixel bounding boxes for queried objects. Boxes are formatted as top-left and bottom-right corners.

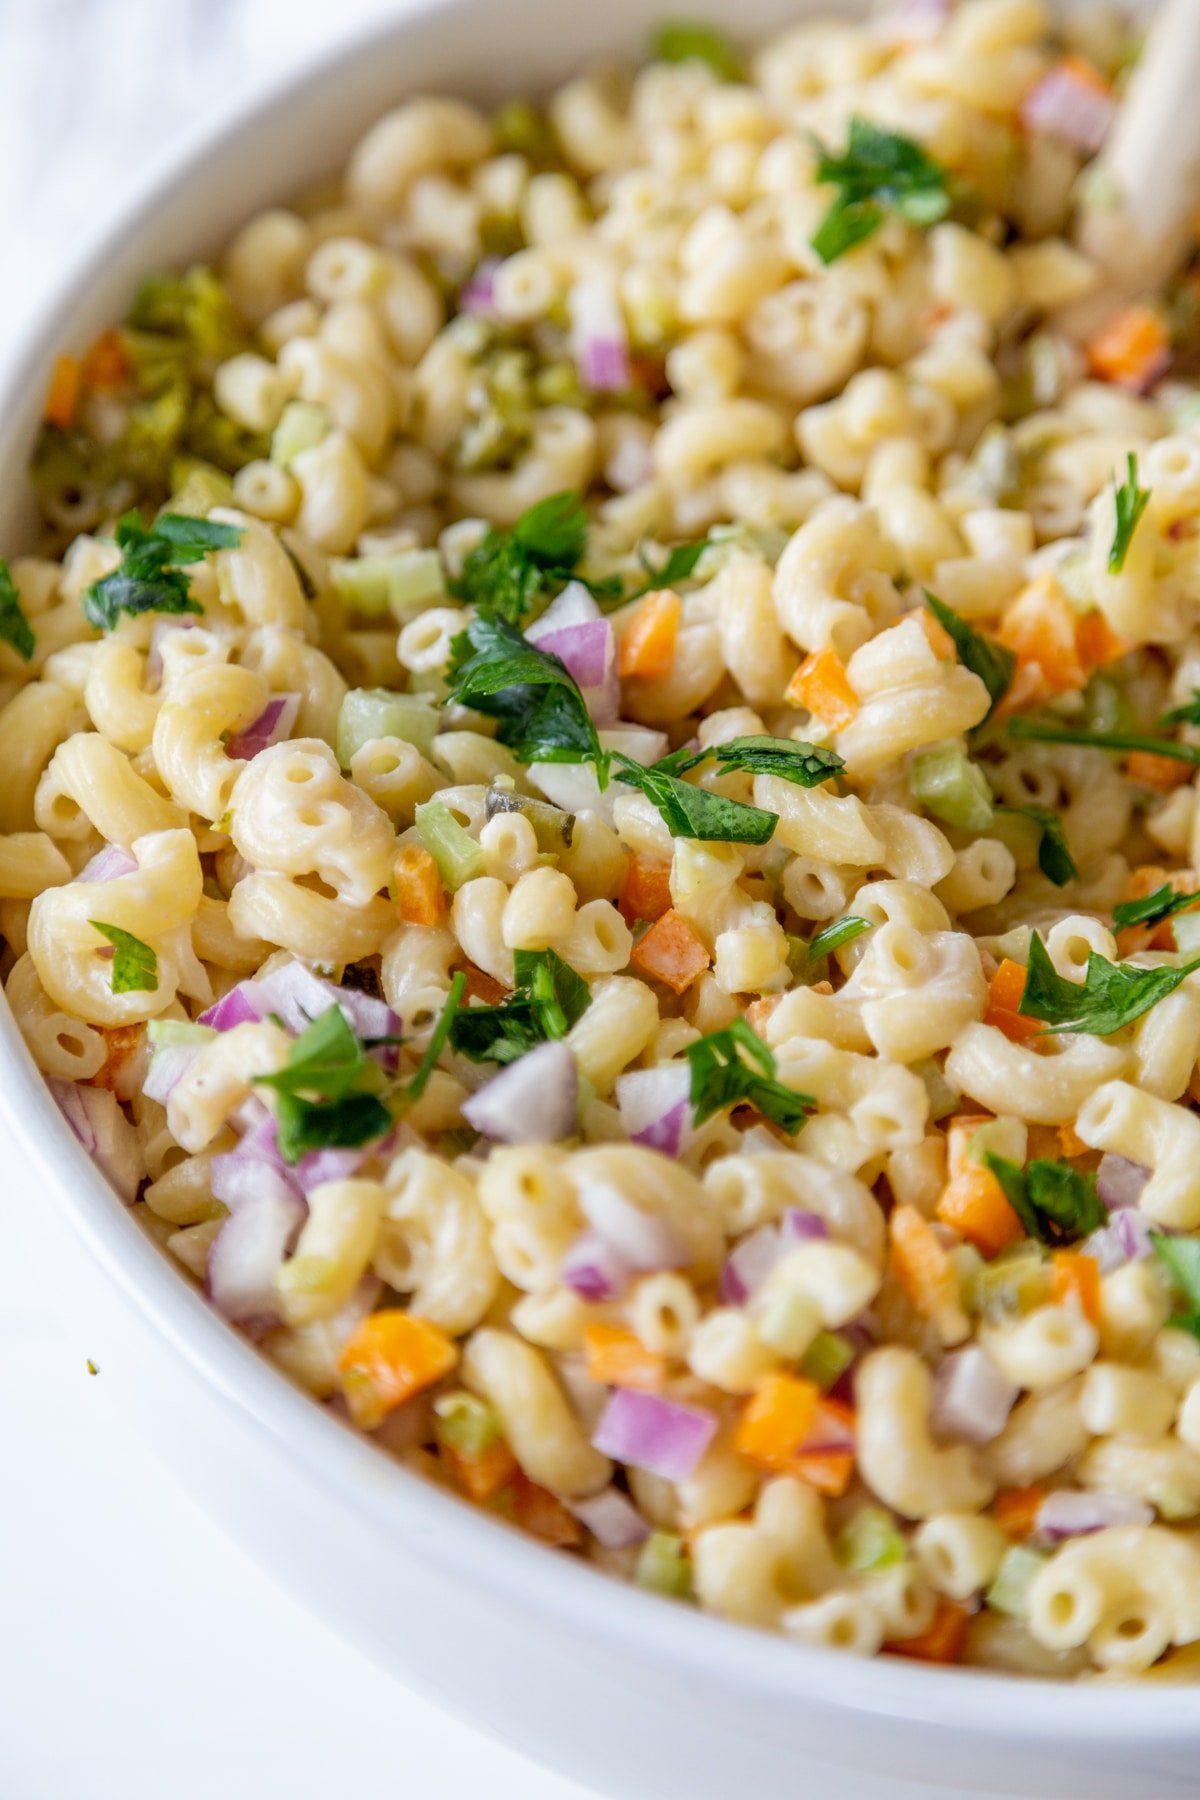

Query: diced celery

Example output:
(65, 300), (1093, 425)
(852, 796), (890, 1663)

(798, 1328), (855, 1392)
(910, 746), (994, 832)
(147, 1019), (217, 1049)
(271, 401), (328, 468)
(415, 800), (485, 891)
(836, 1506), (907, 1574)
(1056, 548), (1094, 610)
(912, 1058), (961, 1123)
(335, 688), (439, 767)
(698, 522), (789, 575)
(965, 1116), (1025, 1168)
(167, 461), (234, 518)
(330, 548), (445, 619)
(533, 361), (585, 408)
(433, 1390), (500, 1456)
(785, 933), (808, 983)
(493, 98), (559, 163)
(757, 1291), (820, 1359)
(484, 783), (575, 852)
(1084, 673), (1136, 737)
(968, 1244), (1051, 1323)
(635, 1532), (693, 1600)
(986, 1545), (1048, 1618)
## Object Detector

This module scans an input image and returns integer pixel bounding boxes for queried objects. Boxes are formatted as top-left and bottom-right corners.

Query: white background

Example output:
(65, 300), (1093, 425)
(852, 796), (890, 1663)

(0, 3), (590, 1795)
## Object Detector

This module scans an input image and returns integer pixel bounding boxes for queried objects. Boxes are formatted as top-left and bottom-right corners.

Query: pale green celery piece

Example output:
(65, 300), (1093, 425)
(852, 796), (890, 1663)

(452, 409), (529, 474)
(798, 1328), (855, 1392)
(966, 1117), (1024, 1167)
(635, 1533), (693, 1600)
(625, 288), (676, 351)
(698, 523), (788, 577)
(1084, 672), (1136, 736)
(330, 548), (445, 619)
(986, 1545), (1048, 1618)
(757, 1291), (820, 1359)
(271, 401), (328, 468)
(1055, 547), (1094, 610)
(534, 361), (585, 407)
(785, 933), (809, 983)
(836, 1506), (907, 1574)
(147, 1019), (217, 1049)
(484, 784), (575, 852)
(335, 688), (439, 766)
(1173, 912), (1200, 958)
(167, 461), (234, 517)
(912, 1058), (961, 1123)
(433, 1390), (500, 1456)
(968, 424), (1021, 506)
(277, 1255), (336, 1298)
(911, 746), (994, 832)
(415, 799), (485, 890)
(969, 1245), (1051, 1324)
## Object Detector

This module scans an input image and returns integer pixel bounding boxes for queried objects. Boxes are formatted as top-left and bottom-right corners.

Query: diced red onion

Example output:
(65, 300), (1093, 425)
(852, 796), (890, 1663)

(526, 582), (601, 639)
(143, 1044), (201, 1105)
(459, 255), (501, 317)
(875, 0), (953, 43)
(1020, 63), (1116, 155)
(570, 1486), (651, 1549)
(783, 1208), (831, 1244)
(719, 1223), (786, 1305)
(205, 964), (401, 1059)
(579, 1180), (686, 1274)
(227, 693), (301, 762)
(199, 983), (269, 1031)
(206, 1168), (307, 1325)
(236, 1107), (287, 1171)
(600, 724), (670, 767)
(605, 432), (655, 494)
(294, 1146), (368, 1193)
(615, 1064), (695, 1158)
(79, 846), (137, 883)
(462, 1039), (579, 1144)
(592, 1388), (717, 1482)
(570, 279), (631, 394)
(529, 595), (619, 727)
(533, 619), (613, 690)
(252, 962), (341, 1034)
(528, 761), (610, 819)
(931, 1346), (1017, 1447)
(802, 1397), (857, 1455)
(560, 1229), (633, 1303)
(1036, 1490), (1154, 1541)
(49, 1079), (140, 1204)
(1087, 1208), (1155, 1273)
(1097, 1153), (1150, 1212)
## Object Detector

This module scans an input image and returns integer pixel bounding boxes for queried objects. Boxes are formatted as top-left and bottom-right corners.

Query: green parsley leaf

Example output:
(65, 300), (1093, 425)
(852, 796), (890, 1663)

(272, 1089), (392, 1161)
(650, 21), (742, 79)
(613, 753), (778, 844)
(89, 920), (158, 994)
(630, 539), (708, 599)
(1113, 883), (1200, 932)
(811, 119), (951, 265)
(1150, 1233), (1200, 1340)
(1009, 715), (1200, 767)
(255, 1006), (379, 1103)
(685, 1018), (814, 1135)
(0, 558), (35, 661)
(1001, 804), (1077, 886)
(401, 970), (466, 1102)
(984, 1153), (1105, 1248)
(807, 916), (870, 962)
(656, 734), (844, 788)
(1109, 453), (1152, 575)
(446, 609), (608, 778)
(450, 491), (621, 622)
(925, 589), (1015, 719)
(450, 950), (591, 1066)
(1018, 930), (1200, 1036)
(1159, 689), (1200, 729)
(82, 509), (242, 631)
(253, 1005), (395, 1162)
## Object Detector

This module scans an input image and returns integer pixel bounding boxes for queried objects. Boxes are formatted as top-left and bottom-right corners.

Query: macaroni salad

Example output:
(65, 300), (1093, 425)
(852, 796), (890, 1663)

(11, 0), (1200, 1679)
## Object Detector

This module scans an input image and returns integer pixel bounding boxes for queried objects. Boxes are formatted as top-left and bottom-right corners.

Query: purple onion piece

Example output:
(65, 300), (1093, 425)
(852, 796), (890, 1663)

(931, 1346), (1018, 1447)
(718, 1222), (785, 1305)
(461, 1039), (578, 1145)
(142, 1043), (202, 1105)
(783, 1208), (830, 1243)
(459, 255), (502, 317)
(615, 1065), (694, 1157)
(579, 1180), (686, 1274)
(1097, 1153), (1150, 1212)
(1036, 1490), (1155, 1541)
(199, 982), (269, 1031)
(526, 582), (601, 639)
(294, 1146), (368, 1193)
(570, 1486), (651, 1550)
(206, 1171), (307, 1325)
(79, 845), (138, 883)
(226, 693), (301, 761)
(560, 1230), (633, 1303)
(591, 1388), (716, 1483)
(532, 619), (613, 690)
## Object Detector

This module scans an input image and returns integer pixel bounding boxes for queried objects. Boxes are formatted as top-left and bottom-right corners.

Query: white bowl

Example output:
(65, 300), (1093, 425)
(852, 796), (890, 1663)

(2, 3), (1195, 1795)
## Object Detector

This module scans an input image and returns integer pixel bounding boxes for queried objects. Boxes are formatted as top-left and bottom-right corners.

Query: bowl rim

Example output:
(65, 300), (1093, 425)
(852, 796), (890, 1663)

(3, 0), (1197, 1746)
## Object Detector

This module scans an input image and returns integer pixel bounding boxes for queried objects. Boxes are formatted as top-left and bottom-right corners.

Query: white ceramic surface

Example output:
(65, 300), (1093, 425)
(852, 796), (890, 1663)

(1, 3), (1195, 1796)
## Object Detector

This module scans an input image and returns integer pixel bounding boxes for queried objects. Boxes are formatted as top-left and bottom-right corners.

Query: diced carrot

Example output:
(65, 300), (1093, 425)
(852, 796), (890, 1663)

(584, 1323), (665, 1392)
(1086, 304), (1171, 391)
(1058, 1123), (1088, 1160)
(1051, 1250), (1101, 1326)
(338, 1309), (458, 1428)
(92, 1023), (144, 1100)
(618, 853), (674, 926)
(786, 647), (859, 730)
(445, 1436), (518, 1503)
(885, 1600), (971, 1664)
(512, 1472), (584, 1547)
(937, 1164), (1024, 1259)
(984, 959), (1041, 1045)
(1125, 864), (1173, 901)
(45, 354), (81, 430)
(1114, 922), (1154, 959)
(629, 908), (711, 993)
(81, 328), (130, 393)
(918, 608), (956, 660)
(735, 1373), (820, 1474)
(889, 1204), (956, 1322)
(994, 1485), (1045, 1539)
(459, 962), (510, 1005)
(1124, 751), (1194, 793)
(618, 589), (681, 680)
(393, 842), (445, 925)
(996, 579), (1086, 701)
(1075, 609), (1128, 673)
(791, 1449), (856, 1498)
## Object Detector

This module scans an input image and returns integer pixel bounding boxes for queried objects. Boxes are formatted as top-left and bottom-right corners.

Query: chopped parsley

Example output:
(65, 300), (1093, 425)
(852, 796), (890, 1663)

(446, 609), (607, 778)
(1018, 930), (1200, 1037)
(0, 559), (35, 661)
(1150, 1234), (1200, 1341)
(89, 921), (158, 994)
(984, 1154), (1105, 1247)
(82, 510), (242, 631)
(1113, 884), (1200, 932)
(1109, 454), (1151, 574)
(613, 754), (778, 844)
(807, 916), (870, 962)
(1159, 689), (1200, 729)
(449, 491), (620, 622)
(685, 1018), (814, 1134)
(1000, 804), (1077, 886)
(630, 538), (708, 600)
(925, 589), (1015, 719)
(811, 119), (951, 265)
(650, 21), (742, 79)
(254, 1006), (391, 1162)
(450, 950), (591, 1065)
(656, 734), (844, 788)
(401, 971), (467, 1102)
